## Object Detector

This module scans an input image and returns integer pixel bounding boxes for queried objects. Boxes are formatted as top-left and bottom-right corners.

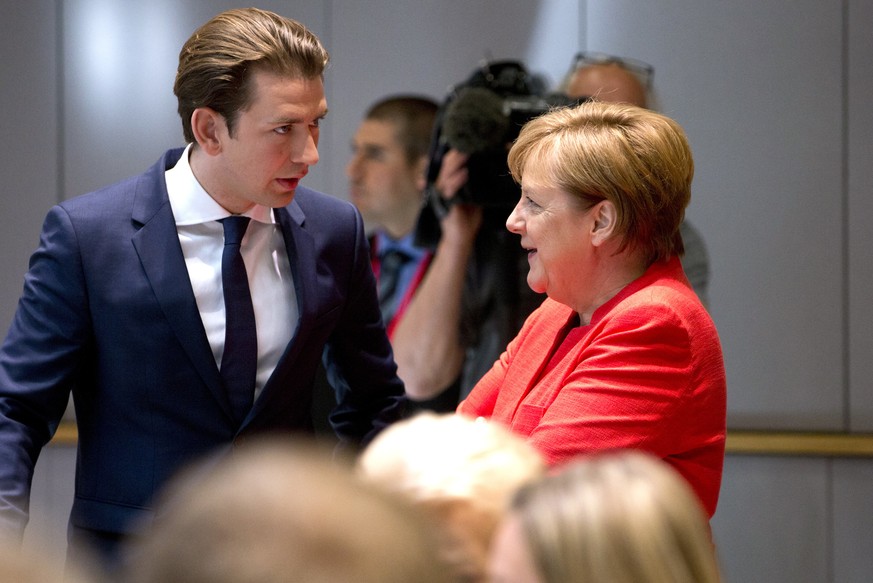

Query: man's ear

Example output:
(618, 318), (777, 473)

(414, 155), (429, 192)
(190, 107), (225, 156)
(590, 200), (618, 247)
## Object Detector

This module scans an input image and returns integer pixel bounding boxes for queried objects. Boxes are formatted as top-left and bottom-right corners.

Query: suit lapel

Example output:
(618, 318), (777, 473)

(130, 150), (234, 421)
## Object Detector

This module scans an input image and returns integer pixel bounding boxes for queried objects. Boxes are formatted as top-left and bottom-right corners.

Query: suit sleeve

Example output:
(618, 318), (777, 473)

(321, 208), (406, 446)
(0, 205), (89, 536)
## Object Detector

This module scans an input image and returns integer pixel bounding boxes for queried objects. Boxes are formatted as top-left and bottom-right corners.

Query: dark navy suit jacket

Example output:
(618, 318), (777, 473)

(0, 148), (405, 537)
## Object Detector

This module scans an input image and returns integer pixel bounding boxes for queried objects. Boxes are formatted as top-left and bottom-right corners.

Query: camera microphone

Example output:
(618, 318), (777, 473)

(441, 87), (510, 155)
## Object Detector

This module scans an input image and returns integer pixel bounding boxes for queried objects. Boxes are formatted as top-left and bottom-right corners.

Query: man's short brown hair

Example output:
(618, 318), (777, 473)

(174, 8), (329, 143)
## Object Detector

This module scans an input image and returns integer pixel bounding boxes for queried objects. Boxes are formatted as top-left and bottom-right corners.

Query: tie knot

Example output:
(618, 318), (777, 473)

(220, 216), (251, 246)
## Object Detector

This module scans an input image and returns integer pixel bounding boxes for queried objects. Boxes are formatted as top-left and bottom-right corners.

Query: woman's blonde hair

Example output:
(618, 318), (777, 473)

(508, 101), (694, 264)
(511, 450), (721, 583)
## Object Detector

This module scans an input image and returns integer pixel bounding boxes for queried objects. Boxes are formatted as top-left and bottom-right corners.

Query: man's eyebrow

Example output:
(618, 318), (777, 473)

(271, 109), (329, 125)
(310, 108), (330, 122)
(362, 143), (385, 155)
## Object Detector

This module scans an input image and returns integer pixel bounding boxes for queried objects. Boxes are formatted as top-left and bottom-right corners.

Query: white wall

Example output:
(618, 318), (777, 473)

(0, 1), (59, 332)
(848, 0), (873, 429)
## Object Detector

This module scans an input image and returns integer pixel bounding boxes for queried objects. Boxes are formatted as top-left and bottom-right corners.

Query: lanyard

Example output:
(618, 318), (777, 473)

(385, 252), (432, 340)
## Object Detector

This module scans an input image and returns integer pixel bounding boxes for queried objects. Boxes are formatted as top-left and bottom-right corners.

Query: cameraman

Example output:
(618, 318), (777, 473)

(392, 149), (541, 408)
(390, 63), (558, 409)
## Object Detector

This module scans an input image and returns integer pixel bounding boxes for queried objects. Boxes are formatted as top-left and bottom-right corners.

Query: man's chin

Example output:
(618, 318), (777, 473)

(265, 191), (296, 208)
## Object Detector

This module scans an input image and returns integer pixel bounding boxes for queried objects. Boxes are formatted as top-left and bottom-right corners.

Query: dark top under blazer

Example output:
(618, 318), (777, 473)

(0, 148), (405, 536)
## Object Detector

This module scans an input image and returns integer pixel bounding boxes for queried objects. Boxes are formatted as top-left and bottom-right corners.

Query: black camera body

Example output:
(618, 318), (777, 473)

(425, 61), (576, 209)
(414, 61), (577, 249)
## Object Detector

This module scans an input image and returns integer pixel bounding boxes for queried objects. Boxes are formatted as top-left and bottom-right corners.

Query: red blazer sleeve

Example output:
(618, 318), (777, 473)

(457, 335), (514, 418)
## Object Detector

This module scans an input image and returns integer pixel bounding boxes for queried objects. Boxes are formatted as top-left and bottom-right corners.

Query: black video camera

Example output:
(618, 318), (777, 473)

(425, 60), (576, 210)
(414, 61), (576, 248)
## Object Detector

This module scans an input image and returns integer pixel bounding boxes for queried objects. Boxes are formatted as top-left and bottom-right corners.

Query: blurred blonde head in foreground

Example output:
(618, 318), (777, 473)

(0, 538), (96, 583)
(358, 413), (545, 582)
(124, 438), (451, 583)
(488, 450), (722, 583)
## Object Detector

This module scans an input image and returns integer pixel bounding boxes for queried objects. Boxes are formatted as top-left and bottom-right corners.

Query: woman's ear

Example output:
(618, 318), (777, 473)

(190, 107), (225, 156)
(590, 200), (618, 247)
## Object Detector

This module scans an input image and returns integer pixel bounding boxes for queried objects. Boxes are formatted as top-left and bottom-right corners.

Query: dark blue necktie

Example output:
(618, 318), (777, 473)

(219, 216), (257, 425)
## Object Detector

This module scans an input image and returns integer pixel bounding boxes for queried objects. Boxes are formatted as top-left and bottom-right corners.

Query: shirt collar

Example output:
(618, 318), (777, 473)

(374, 230), (427, 261)
(165, 143), (275, 226)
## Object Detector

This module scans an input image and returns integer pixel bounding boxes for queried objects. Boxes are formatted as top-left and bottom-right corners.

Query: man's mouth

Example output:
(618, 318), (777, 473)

(277, 177), (301, 190)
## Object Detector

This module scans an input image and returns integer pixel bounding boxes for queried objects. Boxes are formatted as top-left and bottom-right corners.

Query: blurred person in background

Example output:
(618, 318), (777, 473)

(313, 95), (444, 436)
(347, 96), (438, 341)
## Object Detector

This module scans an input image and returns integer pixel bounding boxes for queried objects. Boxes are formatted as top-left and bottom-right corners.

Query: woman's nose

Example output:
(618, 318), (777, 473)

(506, 203), (524, 234)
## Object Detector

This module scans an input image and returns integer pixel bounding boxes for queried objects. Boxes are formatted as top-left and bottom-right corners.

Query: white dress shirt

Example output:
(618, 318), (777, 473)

(165, 144), (298, 400)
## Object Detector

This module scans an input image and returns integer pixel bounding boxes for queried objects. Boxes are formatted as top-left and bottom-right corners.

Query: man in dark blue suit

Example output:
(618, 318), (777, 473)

(0, 7), (405, 566)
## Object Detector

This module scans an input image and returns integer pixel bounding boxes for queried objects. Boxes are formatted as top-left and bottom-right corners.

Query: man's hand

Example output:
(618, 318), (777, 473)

(435, 149), (482, 246)
(435, 149), (470, 200)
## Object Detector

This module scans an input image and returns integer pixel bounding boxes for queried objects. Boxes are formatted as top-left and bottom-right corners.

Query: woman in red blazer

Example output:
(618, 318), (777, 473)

(458, 101), (726, 518)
